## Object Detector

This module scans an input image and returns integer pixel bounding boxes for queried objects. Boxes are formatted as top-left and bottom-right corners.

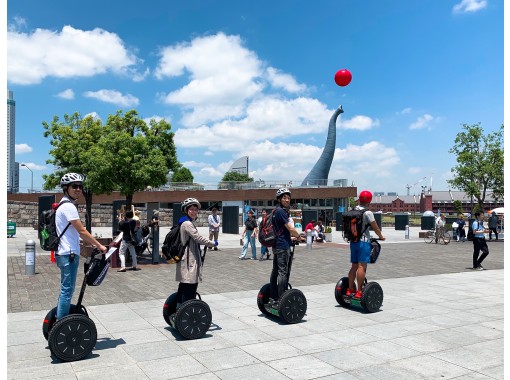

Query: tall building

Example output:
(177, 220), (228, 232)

(7, 90), (16, 193)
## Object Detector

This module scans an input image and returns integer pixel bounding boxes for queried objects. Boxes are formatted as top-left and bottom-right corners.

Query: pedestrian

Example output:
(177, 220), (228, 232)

(175, 198), (217, 305)
(267, 188), (301, 307)
(346, 190), (385, 299)
(257, 209), (271, 260)
(472, 212), (490, 270)
(239, 210), (258, 260)
(117, 210), (139, 272)
(304, 219), (318, 242)
(435, 213), (446, 244)
(488, 212), (499, 241)
(456, 214), (466, 242)
(208, 207), (221, 250)
(55, 173), (108, 320)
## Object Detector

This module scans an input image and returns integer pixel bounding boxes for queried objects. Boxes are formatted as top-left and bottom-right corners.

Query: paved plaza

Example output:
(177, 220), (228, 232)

(6, 226), (505, 379)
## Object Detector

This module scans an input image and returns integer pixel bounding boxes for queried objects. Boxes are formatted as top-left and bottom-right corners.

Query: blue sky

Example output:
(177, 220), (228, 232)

(6, 0), (504, 195)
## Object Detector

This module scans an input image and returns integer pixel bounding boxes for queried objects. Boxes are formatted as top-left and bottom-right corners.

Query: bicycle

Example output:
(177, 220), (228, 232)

(424, 229), (451, 245)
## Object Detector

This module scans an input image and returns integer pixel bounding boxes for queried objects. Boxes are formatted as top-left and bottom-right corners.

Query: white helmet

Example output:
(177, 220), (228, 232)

(181, 198), (201, 212)
(276, 187), (291, 199)
(60, 173), (84, 186)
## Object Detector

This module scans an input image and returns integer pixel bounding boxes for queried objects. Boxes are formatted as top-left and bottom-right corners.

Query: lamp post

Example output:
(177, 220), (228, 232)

(20, 163), (33, 193)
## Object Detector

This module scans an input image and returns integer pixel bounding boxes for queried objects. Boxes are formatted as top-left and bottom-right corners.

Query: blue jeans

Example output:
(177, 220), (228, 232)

(56, 254), (80, 319)
(240, 231), (257, 259)
(260, 245), (269, 256)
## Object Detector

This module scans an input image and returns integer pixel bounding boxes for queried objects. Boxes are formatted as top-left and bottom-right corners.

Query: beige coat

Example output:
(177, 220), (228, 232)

(175, 220), (216, 284)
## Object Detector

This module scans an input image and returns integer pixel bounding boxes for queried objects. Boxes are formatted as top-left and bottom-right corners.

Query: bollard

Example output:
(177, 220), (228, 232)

(405, 225), (409, 240)
(25, 240), (36, 275)
(306, 229), (313, 251)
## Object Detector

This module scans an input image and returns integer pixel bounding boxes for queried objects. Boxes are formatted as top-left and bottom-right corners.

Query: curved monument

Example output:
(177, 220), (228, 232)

(301, 105), (344, 186)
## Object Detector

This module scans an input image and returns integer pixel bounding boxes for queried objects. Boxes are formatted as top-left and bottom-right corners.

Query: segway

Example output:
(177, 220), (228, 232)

(42, 248), (113, 361)
(257, 242), (307, 324)
(335, 239), (383, 313)
(162, 247), (212, 340)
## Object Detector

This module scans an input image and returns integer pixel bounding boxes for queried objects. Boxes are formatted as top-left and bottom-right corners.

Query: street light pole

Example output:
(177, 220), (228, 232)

(20, 164), (33, 193)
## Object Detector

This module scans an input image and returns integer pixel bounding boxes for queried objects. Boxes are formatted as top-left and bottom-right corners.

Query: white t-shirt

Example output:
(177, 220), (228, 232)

(56, 198), (80, 255)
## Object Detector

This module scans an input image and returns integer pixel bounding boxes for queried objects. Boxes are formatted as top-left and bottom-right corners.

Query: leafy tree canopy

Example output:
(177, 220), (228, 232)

(172, 167), (194, 183)
(447, 123), (504, 212)
(221, 171), (253, 182)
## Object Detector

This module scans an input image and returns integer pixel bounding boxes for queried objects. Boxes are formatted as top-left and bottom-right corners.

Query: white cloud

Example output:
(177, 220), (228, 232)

(453, 0), (487, 13)
(407, 167), (422, 174)
(56, 89), (75, 99)
(19, 162), (46, 170)
(8, 25), (143, 85)
(340, 115), (380, 131)
(83, 112), (101, 121)
(83, 89), (139, 107)
(397, 107), (412, 115)
(15, 144), (32, 154)
(409, 114), (434, 130)
(266, 67), (307, 93)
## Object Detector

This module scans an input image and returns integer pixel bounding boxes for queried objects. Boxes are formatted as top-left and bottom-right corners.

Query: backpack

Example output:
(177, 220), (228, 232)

(467, 220), (478, 241)
(38, 200), (72, 251)
(258, 209), (277, 247)
(161, 223), (190, 263)
(341, 209), (369, 243)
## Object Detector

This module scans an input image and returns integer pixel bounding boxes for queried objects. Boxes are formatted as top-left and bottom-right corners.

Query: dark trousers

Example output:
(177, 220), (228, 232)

(270, 248), (291, 300)
(473, 238), (489, 268)
(488, 228), (499, 240)
(177, 282), (198, 304)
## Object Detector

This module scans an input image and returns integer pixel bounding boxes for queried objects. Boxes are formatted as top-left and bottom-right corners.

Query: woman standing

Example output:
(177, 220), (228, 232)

(175, 198), (217, 305)
(239, 210), (258, 260)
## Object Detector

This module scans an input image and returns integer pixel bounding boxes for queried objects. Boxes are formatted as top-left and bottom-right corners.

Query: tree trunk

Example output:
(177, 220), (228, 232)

(126, 194), (133, 211)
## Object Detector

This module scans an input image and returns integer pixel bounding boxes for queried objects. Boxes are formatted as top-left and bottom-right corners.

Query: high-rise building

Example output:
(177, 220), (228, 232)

(7, 90), (16, 193)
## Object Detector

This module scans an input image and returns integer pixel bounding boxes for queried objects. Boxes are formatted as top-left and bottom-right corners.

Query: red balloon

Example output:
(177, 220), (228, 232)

(334, 69), (352, 87)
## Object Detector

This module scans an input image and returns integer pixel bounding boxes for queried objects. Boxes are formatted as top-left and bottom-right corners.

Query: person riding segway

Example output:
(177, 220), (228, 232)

(335, 190), (385, 313)
(162, 198), (217, 339)
(257, 188), (307, 323)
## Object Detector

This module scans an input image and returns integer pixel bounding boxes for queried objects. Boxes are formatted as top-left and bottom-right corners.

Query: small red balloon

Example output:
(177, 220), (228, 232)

(334, 69), (352, 87)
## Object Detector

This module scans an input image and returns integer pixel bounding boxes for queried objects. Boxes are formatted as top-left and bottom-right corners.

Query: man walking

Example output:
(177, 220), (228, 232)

(472, 212), (490, 270)
(208, 207), (221, 250)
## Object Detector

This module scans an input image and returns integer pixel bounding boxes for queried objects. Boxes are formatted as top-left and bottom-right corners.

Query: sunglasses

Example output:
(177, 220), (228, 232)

(70, 184), (83, 189)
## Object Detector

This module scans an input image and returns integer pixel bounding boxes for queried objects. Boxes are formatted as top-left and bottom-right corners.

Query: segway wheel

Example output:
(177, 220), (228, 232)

(334, 277), (352, 308)
(163, 292), (179, 326)
(257, 283), (272, 317)
(48, 314), (97, 362)
(175, 299), (212, 340)
(279, 289), (307, 324)
(42, 304), (88, 340)
(360, 282), (383, 313)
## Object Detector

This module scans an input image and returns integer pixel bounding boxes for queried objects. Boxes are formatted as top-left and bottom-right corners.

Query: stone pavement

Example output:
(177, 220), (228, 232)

(6, 226), (505, 379)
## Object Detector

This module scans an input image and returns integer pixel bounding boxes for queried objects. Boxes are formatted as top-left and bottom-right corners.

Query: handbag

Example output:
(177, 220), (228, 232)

(240, 238), (244, 246)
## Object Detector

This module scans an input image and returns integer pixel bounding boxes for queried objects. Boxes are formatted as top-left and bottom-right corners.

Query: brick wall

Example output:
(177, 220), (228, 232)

(7, 201), (234, 228)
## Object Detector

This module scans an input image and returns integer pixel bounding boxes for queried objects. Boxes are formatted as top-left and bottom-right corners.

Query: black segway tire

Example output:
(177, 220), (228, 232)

(360, 282), (383, 313)
(334, 277), (351, 307)
(42, 304), (88, 340)
(175, 299), (212, 340)
(163, 292), (179, 326)
(48, 314), (97, 362)
(257, 283), (272, 317)
(279, 288), (307, 324)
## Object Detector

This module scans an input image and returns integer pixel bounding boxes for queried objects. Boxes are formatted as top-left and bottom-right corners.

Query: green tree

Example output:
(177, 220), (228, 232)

(86, 110), (180, 209)
(447, 123), (504, 213)
(219, 171), (253, 189)
(43, 113), (107, 231)
(452, 200), (463, 215)
(172, 167), (193, 183)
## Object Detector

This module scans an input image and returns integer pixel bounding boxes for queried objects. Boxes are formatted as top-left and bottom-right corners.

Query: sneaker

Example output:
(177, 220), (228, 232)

(477, 265), (484, 270)
(238, 256), (245, 260)
(346, 288), (355, 296)
(353, 290), (363, 299)
(266, 255), (271, 260)
(213, 247), (218, 251)
(131, 267), (141, 271)
(251, 257), (257, 260)
(117, 268), (126, 272)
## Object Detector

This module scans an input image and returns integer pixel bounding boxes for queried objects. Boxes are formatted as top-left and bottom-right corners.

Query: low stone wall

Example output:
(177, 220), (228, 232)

(7, 201), (230, 228)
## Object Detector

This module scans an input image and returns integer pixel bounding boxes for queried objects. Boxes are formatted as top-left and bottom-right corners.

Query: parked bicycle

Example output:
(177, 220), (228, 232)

(424, 229), (451, 245)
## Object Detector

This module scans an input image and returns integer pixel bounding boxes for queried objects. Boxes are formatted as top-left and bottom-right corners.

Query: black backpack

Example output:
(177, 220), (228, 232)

(342, 209), (369, 243)
(38, 200), (72, 251)
(258, 209), (277, 247)
(161, 223), (190, 263)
